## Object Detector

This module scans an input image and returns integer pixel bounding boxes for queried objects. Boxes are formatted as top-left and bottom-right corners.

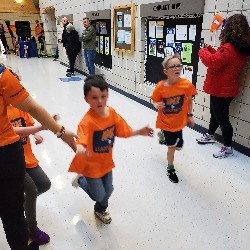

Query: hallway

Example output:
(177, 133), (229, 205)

(0, 56), (250, 250)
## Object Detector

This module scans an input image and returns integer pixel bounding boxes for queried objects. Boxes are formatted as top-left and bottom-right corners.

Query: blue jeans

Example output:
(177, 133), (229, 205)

(78, 171), (114, 212)
(84, 49), (96, 75)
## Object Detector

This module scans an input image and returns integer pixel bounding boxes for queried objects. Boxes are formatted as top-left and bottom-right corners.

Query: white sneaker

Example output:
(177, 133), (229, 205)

(213, 146), (233, 158)
(72, 174), (82, 188)
(196, 133), (215, 144)
(94, 211), (112, 224)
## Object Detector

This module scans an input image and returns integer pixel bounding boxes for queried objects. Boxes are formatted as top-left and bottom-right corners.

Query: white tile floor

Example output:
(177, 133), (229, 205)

(1, 55), (250, 250)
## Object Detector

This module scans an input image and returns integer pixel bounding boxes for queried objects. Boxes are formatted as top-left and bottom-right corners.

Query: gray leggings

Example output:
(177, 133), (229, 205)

(24, 165), (51, 231)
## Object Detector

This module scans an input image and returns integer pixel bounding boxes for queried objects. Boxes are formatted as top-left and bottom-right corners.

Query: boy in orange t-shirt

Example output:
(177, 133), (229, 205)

(7, 105), (53, 245)
(69, 75), (153, 224)
(151, 54), (197, 183)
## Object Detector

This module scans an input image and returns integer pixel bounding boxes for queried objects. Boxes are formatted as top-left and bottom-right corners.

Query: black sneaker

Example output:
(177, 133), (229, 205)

(66, 68), (71, 72)
(167, 169), (179, 183)
(66, 72), (75, 77)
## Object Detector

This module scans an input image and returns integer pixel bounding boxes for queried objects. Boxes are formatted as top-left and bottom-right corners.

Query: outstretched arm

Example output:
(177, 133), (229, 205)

(131, 125), (154, 137)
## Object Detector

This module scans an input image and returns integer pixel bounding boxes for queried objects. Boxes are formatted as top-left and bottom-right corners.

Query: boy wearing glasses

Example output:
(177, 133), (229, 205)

(151, 54), (197, 183)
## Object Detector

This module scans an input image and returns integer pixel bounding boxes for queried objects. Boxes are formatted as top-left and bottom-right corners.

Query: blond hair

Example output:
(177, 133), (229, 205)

(162, 53), (181, 69)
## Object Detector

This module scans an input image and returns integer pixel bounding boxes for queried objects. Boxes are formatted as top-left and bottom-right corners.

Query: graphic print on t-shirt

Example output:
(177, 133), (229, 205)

(163, 94), (184, 114)
(93, 125), (116, 153)
(10, 117), (27, 145)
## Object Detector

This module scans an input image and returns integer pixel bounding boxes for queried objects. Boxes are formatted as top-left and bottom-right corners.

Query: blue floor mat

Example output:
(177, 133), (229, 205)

(59, 77), (83, 82)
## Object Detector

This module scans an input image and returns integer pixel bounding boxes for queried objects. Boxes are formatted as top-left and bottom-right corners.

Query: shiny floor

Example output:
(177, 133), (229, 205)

(1, 55), (250, 250)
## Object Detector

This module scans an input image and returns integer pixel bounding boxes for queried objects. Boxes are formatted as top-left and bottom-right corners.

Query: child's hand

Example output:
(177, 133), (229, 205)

(139, 125), (154, 137)
(188, 116), (195, 128)
(34, 133), (44, 144)
(76, 144), (90, 156)
(153, 102), (165, 110)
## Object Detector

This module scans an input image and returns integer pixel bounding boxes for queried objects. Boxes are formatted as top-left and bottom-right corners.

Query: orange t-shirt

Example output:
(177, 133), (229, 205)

(69, 107), (133, 178)
(0, 67), (29, 147)
(7, 105), (39, 168)
(151, 78), (197, 132)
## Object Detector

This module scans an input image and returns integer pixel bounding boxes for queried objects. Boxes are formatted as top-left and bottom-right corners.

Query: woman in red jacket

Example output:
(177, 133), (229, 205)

(197, 14), (250, 158)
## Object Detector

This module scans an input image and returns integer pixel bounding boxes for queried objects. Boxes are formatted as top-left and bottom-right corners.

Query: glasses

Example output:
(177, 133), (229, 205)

(166, 64), (183, 70)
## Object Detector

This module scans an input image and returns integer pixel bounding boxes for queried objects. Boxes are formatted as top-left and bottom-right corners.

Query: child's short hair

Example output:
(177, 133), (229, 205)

(162, 53), (181, 69)
(84, 75), (108, 96)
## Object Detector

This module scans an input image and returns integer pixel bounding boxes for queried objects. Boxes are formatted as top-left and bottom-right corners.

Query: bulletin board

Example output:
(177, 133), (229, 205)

(113, 4), (135, 54)
(145, 16), (203, 86)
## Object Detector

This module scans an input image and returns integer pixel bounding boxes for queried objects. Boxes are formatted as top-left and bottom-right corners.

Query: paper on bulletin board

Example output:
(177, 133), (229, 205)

(149, 21), (156, 38)
(156, 39), (165, 58)
(124, 30), (131, 44)
(100, 22), (107, 35)
(156, 26), (163, 38)
(176, 25), (187, 40)
(166, 28), (175, 43)
(174, 42), (182, 57)
(182, 65), (193, 82)
(99, 36), (104, 54)
(149, 39), (156, 56)
(96, 37), (99, 53)
(105, 37), (109, 55)
(124, 13), (131, 27)
(189, 25), (196, 41)
(117, 30), (125, 43)
(164, 46), (175, 56)
(117, 12), (123, 27)
(182, 43), (193, 63)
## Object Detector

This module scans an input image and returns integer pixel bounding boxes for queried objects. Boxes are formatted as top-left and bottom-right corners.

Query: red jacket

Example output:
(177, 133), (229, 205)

(198, 43), (247, 97)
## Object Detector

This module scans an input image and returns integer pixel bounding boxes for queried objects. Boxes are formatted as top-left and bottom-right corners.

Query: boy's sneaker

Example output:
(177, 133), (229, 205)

(66, 72), (75, 77)
(196, 133), (215, 144)
(213, 146), (233, 159)
(29, 227), (50, 245)
(95, 211), (112, 224)
(66, 68), (70, 72)
(72, 174), (82, 188)
(167, 169), (179, 183)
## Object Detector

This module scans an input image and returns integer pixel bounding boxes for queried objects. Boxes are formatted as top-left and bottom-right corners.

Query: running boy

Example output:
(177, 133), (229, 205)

(151, 54), (197, 183)
(69, 75), (154, 224)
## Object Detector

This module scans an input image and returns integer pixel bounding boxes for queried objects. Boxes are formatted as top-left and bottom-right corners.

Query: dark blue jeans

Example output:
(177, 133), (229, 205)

(78, 171), (114, 212)
(84, 49), (96, 75)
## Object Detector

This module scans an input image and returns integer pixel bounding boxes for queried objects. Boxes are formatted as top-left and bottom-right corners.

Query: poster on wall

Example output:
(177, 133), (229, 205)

(176, 25), (188, 40)
(105, 37), (109, 55)
(166, 28), (175, 43)
(175, 42), (182, 56)
(149, 39), (156, 56)
(156, 39), (165, 58)
(117, 30), (125, 43)
(100, 22), (107, 35)
(189, 25), (196, 41)
(156, 25), (163, 38)
(182, 65), (193, 82)
(124, 13), (131, 27)
(182, 43), (193, 63)
(117, 12), (123, 27)
(100, 36), (104, 54)
(149, 21), (156, 38)
(124, 30), (131, 44)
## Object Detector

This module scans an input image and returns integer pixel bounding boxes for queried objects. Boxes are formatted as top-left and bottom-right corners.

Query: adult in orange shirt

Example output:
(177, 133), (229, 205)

(35, 20), (45, 53)
(69, 75), (153, 224)
(0, 64), (78, 249)
(151, 54), (197, 184)
(7, 105), (56, 245)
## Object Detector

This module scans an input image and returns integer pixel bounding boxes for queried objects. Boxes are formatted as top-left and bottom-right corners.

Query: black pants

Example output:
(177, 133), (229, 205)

(67, 52), (78, 73)
(0, 141), (28, 249)
(208, 95), (234, 147)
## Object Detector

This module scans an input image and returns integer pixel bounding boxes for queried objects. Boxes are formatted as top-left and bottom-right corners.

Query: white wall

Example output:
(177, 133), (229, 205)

(39, 0), (250, 153)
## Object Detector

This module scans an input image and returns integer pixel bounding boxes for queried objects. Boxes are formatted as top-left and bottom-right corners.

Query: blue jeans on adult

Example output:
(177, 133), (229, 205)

(78, 171), (114, 212)
(84, 49), (96, 75)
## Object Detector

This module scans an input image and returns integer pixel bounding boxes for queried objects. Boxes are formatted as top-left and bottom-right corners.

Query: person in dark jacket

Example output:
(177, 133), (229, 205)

(65, 23), (81, 77)
(61, 17), (70, 48)
(196, 14), (250, 158)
